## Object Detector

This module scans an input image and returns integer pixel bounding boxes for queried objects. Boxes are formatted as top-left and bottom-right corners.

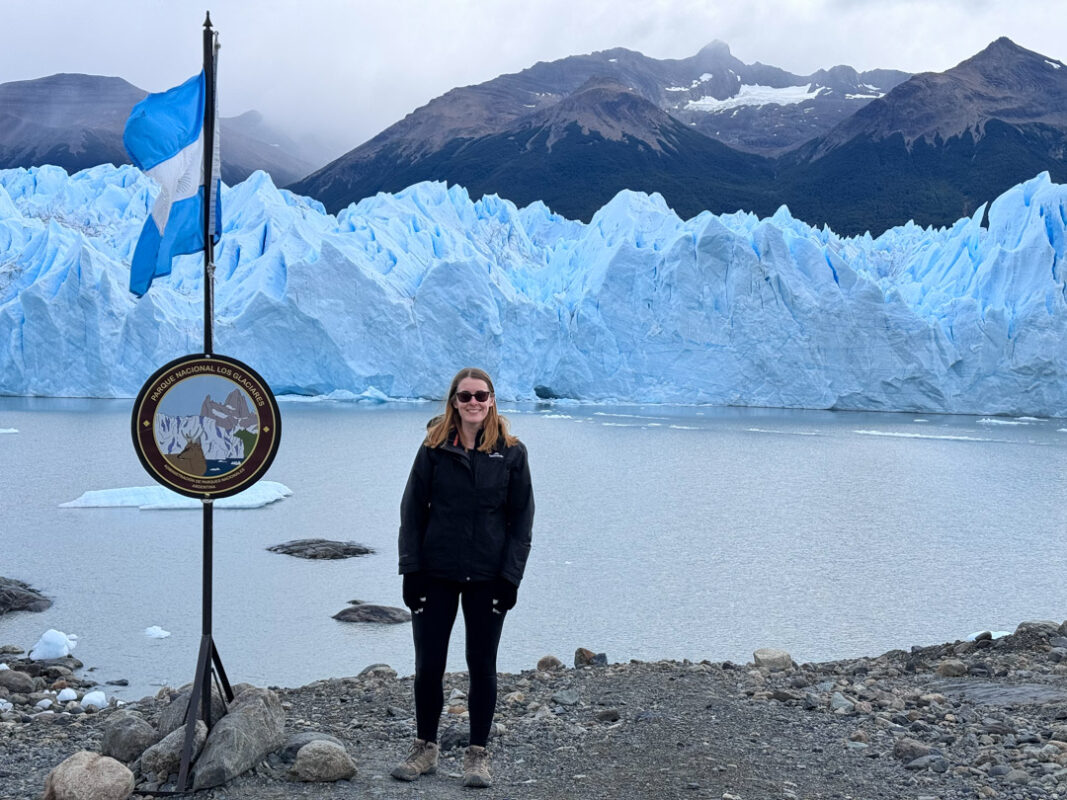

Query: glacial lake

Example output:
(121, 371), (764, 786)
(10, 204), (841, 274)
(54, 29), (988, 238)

(2, 398), (1066, 701)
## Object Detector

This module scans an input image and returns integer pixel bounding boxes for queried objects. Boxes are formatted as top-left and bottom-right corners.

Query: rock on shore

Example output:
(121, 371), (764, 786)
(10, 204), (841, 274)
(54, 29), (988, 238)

(4, 619), (1067, 799)
(0, 577), (52, 613)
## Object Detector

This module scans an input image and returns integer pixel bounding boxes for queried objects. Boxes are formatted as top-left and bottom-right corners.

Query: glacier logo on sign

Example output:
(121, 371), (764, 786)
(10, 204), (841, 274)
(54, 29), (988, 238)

(132, 354), (281, 499)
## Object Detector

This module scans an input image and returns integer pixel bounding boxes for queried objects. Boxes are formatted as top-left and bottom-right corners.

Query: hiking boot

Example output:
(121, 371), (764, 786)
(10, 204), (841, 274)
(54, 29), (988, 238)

(391, 738), (439, 781)
(462, 744), (492, 788)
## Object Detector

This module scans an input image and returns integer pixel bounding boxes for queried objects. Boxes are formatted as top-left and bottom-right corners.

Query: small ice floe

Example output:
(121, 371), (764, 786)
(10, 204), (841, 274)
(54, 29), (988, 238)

(854, 430), (992, 442)
(746, 427), (819, 436)
(60, 481), (292, 510)
(977, 417), (1029, 426)
(29, 629), (78, 660)
(145, 626), (171, 639)
(80, 690), (107, 710)
(913, 419), (929, 423)
(0, 663), (9, 671)
(0, 428), (17, 434)
(56, 688), (78, 702)
(966, 630), (1012, 641)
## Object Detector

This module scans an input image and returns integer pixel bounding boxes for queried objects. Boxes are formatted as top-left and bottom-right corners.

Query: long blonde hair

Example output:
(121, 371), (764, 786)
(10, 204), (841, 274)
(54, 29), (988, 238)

(425, 367), (518, 452)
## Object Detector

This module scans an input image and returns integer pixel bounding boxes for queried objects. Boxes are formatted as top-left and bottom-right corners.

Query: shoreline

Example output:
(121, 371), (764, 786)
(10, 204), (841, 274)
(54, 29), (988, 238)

(4, 619), (1067, 798)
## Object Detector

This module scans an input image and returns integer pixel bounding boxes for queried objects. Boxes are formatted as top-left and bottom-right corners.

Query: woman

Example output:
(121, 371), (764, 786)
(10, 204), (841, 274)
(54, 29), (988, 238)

(393, 367), (534, 788)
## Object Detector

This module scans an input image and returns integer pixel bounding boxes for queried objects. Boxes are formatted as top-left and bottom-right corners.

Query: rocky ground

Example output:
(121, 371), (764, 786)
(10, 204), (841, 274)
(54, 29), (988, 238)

(4, 621), (1067, 800)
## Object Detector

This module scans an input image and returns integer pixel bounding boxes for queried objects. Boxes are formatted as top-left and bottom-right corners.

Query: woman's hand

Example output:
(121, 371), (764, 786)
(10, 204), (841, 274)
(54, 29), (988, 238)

(492, 578), (518, 612)
(403, 572), (429, 612)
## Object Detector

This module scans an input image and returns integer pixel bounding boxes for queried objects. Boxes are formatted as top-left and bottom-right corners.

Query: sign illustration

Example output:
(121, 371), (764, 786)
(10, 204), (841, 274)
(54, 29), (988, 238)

(132, 354), (281, 498)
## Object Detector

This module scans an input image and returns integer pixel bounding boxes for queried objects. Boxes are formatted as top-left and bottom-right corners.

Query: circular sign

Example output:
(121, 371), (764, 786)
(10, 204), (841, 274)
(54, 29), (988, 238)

(132, 354), (281, 499)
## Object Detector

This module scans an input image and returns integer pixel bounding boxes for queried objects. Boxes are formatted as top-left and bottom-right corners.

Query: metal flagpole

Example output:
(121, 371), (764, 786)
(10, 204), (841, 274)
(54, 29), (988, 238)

(175, 12), (234, 793)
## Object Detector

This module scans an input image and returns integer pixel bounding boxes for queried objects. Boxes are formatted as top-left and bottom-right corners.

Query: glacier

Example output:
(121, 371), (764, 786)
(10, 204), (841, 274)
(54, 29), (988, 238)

(1, 163), (1066, 416)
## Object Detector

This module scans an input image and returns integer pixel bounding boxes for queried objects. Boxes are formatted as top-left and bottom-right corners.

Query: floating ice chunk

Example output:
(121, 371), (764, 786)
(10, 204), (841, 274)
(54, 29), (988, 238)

(0, 428), (17, 434)
(56, 688), (78, 702)
(60, 481), (292, 510)
(81, 690), (107, 710)
(29, 629), (77, 660)
(977, 418), (1029, 426)
(0, 663), (8, 670)
(145, 626), (171, 639)
(853, 430), (993, 442)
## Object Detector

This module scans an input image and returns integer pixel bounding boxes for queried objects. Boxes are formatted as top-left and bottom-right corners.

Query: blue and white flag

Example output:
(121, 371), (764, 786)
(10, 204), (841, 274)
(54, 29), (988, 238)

(123, 72), (221, 297)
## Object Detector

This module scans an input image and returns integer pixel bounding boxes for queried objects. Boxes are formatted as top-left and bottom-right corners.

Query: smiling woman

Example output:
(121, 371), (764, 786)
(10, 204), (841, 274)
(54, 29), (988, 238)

(393, 366), (535, 789)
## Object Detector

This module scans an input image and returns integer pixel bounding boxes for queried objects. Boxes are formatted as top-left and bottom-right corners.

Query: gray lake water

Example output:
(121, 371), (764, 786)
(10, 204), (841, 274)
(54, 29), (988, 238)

(2, 398), (1066, 701)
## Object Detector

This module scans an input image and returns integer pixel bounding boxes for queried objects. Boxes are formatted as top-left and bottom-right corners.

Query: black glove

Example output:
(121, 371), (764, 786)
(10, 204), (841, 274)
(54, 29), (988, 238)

(403, 572), (430, 611)
(492, 578), (518, 612)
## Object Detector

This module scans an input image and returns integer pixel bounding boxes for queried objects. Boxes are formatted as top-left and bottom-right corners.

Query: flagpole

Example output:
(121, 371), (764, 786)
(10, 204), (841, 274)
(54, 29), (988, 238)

(176, 11), (233, 793)
(202, 11), (217, 357)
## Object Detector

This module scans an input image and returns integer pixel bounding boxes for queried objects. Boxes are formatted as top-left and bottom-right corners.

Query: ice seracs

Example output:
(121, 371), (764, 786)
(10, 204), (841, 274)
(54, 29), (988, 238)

(1, 165), (1066, 416)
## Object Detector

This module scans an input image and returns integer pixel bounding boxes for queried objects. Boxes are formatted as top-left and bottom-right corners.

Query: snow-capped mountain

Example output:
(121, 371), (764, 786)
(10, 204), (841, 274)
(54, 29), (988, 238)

(291, 41), (907, 217)
(2, 164), (1066, 417)
(290, 38), (1067, 235)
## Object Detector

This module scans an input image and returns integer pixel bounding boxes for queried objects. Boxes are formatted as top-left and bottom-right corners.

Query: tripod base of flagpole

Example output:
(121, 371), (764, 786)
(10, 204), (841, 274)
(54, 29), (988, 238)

(172, 634), (234, 792)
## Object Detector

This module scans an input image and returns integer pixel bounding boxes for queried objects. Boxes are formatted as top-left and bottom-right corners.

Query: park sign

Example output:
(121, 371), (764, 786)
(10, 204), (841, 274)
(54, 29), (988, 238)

(132, 353), (281, 499)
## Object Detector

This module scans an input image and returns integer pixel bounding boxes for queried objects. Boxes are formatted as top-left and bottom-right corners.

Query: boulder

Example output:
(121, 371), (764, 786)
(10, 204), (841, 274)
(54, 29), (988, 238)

(332, 602), (410, 623)
(574, 648), (607, 667)
(42, 751), (134, 800)
(357, 663), (397, 680)
(101, 712), (159, 762)
(266, 539), (374, 559)
(157, 685), (230, 738)
(141, 720), (208, 781)
(279, 732), (347, 763)
(936, 658), (968, 677)
(191, 687), (286, 790)
(753, 648), (793, 672)
(537, 655), (564, 672)
(0, 577), (52, 613)
(0, 668), (35, 694)
(290, 739), (357, 782)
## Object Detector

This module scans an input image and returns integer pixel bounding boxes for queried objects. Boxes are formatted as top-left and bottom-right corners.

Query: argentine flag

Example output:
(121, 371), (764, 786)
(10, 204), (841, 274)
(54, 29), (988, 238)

(123, 72), (221, 297)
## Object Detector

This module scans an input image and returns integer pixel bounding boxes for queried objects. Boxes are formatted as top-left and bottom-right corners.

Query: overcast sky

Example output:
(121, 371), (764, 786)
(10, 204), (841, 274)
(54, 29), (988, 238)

(4, 0), (1064, 160)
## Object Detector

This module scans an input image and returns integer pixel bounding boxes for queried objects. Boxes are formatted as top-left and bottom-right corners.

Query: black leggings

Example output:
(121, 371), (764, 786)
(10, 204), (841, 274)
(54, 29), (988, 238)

(412, 577), (507, 748)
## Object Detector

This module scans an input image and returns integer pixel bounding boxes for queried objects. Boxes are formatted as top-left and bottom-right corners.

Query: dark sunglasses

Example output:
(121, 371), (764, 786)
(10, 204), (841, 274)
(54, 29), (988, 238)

(455, 390), (492, 403)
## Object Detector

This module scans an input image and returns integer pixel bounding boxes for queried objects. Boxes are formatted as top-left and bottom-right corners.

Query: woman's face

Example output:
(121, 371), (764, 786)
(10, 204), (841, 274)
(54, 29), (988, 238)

(452, 376), (494, 428)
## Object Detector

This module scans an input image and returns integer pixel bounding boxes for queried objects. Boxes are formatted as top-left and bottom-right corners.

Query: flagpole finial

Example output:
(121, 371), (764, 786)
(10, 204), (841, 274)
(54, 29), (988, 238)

(204, 11), (213, 28)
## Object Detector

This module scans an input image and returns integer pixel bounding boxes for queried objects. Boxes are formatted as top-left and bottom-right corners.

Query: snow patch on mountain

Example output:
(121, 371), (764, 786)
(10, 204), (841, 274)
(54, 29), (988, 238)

(686, 84), (827, 112)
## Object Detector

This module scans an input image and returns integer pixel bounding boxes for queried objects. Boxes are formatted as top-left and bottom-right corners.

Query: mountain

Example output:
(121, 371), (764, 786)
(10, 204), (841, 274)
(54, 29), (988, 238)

(289, 42), (907, 215)
(292, 38), (1067, 236)
(3, 164), (1067, 417)
(0, 73), (318, 186)
(294, 78), (779, 222)
(778, 38), (1067, 233)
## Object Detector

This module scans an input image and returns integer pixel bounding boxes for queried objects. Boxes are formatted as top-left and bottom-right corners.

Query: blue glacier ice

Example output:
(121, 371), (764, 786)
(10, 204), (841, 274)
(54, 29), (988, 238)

(1, 164), (1066, 415)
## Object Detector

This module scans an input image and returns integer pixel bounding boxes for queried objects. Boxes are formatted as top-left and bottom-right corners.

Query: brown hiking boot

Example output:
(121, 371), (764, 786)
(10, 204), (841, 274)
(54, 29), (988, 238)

(462, 744), (492, 788)
(391, 738), (439, 781)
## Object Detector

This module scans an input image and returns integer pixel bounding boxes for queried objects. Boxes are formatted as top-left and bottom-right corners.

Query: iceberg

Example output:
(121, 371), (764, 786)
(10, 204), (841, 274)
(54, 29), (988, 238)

(1, 164), (1066, 415)
(60, 481), (292, 510)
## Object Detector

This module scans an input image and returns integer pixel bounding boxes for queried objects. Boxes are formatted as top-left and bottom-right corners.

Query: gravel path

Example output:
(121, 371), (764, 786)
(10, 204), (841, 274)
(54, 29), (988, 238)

(4, 620), (1067, 799)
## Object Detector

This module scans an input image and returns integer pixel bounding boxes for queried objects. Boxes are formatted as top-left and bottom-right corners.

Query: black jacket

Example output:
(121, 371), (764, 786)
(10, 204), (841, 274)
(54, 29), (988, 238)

(398, 431), (533, 586)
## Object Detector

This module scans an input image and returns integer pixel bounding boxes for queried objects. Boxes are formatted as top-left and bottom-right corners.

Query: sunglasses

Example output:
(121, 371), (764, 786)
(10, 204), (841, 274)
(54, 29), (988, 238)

(455, 390), (492, 403)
